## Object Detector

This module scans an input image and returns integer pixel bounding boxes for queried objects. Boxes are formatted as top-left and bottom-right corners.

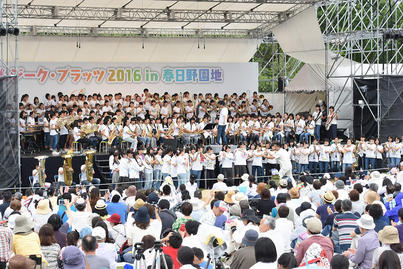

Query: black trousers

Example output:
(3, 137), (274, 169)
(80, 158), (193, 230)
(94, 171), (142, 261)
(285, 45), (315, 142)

(222, 167), (234, 186)
(59, 134), (68, 149)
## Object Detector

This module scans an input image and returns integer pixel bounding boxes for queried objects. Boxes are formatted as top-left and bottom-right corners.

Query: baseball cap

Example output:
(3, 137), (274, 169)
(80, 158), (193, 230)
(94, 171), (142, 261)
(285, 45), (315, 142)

(214, 201), (228, 212)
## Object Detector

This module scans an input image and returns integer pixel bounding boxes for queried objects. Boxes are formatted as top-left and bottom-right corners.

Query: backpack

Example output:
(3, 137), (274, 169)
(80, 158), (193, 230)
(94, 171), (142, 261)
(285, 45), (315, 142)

(299, 242), (330, 268)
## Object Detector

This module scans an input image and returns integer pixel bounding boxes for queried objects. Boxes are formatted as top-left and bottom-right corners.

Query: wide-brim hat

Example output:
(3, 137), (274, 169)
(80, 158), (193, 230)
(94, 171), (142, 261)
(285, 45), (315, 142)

(233, 192), (247, 204)
(296, 202), (312, 216)
(241, 209), (260, 224)
(134, 206), (150, 223)
(335, 180), (345, 189)
(217, 174), (225, 181)
(370, 171), (381, 180)
(323, 191), (336, 203)
(106, 213), (121, 224)
(242, 229), (259, 247)
(224, 190), (235, 204)
(36, 199), (51, 215)
(306, 217), (322, 234)
(378, 226), (400, 244)
(63, 246), (86, 269)
(14, 215), (34, 234)
(357, 215), (375, 230)
(94, 199), (106, 210)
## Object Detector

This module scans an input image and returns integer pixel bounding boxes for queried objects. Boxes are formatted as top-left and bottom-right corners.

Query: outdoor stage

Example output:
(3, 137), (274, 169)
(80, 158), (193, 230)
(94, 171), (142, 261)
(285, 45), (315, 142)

(20, 153), (107, 188)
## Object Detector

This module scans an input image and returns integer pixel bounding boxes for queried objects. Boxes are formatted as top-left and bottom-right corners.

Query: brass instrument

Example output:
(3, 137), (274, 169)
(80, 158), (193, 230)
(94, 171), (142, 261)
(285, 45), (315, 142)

(108, 126), (117, 145)
(34, 156), (48, 187)
(80, 124), (90, 139)
(84, 149), (96, 182)
(147, 124), (153, 138)
(141, 125), (146, 137)
(353, 141), (359, 169)
(156, 127), (161, 140)
(62, 154), (74, 186)
(166, 123), (174, 137)
(178, 123), (184, 138)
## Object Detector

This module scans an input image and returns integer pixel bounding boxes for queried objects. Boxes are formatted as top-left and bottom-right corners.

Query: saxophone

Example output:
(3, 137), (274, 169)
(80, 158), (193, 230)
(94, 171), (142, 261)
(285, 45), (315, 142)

(84, 149), (96, 182)
(62, 154), (74, 186)
(34, 156), (48, 187)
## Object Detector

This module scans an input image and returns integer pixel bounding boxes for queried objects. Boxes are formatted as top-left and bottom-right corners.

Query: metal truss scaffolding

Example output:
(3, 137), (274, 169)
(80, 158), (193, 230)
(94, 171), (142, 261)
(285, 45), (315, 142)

(0, 0), (20, 189)
(316, 0), (403, 138)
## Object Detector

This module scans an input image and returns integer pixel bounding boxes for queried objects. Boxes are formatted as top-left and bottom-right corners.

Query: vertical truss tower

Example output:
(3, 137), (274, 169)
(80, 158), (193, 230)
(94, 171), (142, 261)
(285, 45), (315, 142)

(0, 0), (20, 189)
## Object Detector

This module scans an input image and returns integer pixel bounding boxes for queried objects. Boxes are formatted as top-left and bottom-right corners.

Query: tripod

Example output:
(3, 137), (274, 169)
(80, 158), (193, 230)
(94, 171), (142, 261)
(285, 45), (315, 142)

(205, 253), (225, 269)
(151, 241), (169, 269)
(133, 243), (146, 269)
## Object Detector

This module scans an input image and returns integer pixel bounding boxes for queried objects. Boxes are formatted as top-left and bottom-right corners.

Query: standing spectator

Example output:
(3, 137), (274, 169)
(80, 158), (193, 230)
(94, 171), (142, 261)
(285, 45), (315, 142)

(81, 235), (110, 269)
(39, 224), (60, 269)
(333, 199), (359, 252)
(0, 224), (12, 269)
(343, 215), (379, 269)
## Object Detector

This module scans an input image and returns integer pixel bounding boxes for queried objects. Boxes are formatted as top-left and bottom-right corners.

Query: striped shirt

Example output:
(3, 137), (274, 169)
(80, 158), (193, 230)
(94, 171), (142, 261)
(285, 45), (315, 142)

(0, 226), (13, 262)
(333, 211), (359, 246)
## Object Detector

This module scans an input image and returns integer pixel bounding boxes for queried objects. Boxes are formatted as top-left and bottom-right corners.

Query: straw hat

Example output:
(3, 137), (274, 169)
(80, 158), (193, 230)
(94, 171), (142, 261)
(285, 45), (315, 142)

(94, 199), (106, 210)
(224, 190), (235, 204)
(323, 191), (336, 204)
(306, 218), (322, 234)
(233, 192), (247, 204)
(14, 215), (34, 234)
(36, 199), (51, 215)
(133, 199), (145, 211)
(378, 226), (400, 244)
(289, 188), (300, 199)
(357, 214), (375, 230)
(364, 190), (380, 205)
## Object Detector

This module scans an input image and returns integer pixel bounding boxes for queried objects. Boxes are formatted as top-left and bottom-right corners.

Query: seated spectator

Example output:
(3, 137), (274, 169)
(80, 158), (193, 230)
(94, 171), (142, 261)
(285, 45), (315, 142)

(378, 250), (402, 269)
(230, 230), (258, 269)
(127, 206), (161, 246)
(258, 215), (285, 258)
(12, 215), (44, 262)
(372, 226), (403, 268)
(177, 246), (198, 269)
(316, 191), (335, 227)
(343, 214), (379, 268)
(349, 189), (365, 215)
(8, 255), (35, 269)
(199, 200), (227, 228)
(295, 217), (334, 264)
(192, 247), (212, 269)
(93, 199), (109, 219)
(158, 199), (177, 236)
(212, 174), (228, 192)
(106, 194), (128, 224)
(162, 232), (183, 269)
(333, 199), (359, 252)
(181, 221), (204, 255)
(256, 188), (275, 217)
(277, 253), (298, 269)
(92, 226), (117, 269)
(0, 224), (13, 268)
(33, 199), (53, 233)
(172, 202), (193, 231)
(39, 224), (60, 269)
(275, 205), (294, 251)
(330, 255), (349, 269)
(250, 237), (277, 268)
(106, 213), (126, 250)
(47, 213), (70, 248)
(82, 235), (111, 269)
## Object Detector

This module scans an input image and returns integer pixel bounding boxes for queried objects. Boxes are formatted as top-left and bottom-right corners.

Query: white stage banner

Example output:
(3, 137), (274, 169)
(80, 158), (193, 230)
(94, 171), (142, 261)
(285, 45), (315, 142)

(17, 62), (258, 98)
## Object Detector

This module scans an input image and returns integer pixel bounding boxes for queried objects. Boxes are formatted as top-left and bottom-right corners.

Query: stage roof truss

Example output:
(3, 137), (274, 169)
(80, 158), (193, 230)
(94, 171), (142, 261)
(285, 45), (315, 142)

(1, 0), (318, 38)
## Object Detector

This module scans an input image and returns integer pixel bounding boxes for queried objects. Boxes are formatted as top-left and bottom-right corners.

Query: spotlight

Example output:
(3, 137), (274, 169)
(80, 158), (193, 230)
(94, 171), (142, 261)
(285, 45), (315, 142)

(7, 27), (19, 36)
(0, 27), (6, 36)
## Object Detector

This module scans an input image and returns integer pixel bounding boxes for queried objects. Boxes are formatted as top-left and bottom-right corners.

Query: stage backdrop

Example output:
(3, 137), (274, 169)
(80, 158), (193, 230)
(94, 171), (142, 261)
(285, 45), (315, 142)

(16, 62), (258, 100)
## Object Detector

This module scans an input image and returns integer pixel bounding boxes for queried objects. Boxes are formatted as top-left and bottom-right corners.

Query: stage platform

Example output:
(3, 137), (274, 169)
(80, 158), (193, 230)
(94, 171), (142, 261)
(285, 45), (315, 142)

(21, 152), (109, 189)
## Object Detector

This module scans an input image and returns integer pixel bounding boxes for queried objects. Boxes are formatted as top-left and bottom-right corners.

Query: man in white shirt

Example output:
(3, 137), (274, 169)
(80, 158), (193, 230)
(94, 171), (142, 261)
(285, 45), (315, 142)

(216, 100), (228, 145)
(312, 104), (322, 140)
(268, 143), (295, 185)
(212, 174), (228, 192)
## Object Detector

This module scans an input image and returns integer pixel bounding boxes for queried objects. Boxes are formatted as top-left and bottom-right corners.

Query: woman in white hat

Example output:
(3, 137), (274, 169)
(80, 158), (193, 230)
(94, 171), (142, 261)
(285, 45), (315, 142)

(343, 214), (380, 269)
(372, 226), (403, 269)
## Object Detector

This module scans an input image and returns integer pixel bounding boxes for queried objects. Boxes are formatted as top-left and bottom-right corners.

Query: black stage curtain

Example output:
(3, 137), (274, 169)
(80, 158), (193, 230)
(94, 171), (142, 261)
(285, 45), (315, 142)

(21, 155), (102, 188)
(353, 76), (403, 140)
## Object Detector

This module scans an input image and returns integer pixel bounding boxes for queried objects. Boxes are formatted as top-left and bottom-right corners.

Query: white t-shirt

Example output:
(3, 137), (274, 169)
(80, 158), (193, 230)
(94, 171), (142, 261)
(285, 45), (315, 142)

(176, 155), (187, 175)
(71, 211), (91, 232)
(204, 153), (216, 170)
(252, 150), (263, 167)
(299, 148), (310, 165)
(295, 119), (305, 135)
(49, 118), (58, 135)
(342, 144), (356, 164)
(212, 182), (228, 192)
(161, 155), (171, 174)
(308, 145), (319, 162)
(218, 107), (228, 125)
(234, 149), (248, 166)
(365, 143), (376, 158)
(73, 127), (81, 141)
(191, 153), (203, 171)
(220, 152), (234, 169)
(319, 145), (331, 162)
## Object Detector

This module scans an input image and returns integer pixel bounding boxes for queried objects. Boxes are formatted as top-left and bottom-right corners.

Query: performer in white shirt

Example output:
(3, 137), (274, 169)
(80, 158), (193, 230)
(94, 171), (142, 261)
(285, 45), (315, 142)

(267, 143), (295, 185)
(219, 145), (234, 186)
(312, 104), (322, 140)
(216, 100), (228, 145)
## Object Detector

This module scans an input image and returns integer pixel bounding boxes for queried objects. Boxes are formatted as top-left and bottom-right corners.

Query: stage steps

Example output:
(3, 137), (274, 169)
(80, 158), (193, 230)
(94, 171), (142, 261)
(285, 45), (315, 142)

(94, 154), (112, 184)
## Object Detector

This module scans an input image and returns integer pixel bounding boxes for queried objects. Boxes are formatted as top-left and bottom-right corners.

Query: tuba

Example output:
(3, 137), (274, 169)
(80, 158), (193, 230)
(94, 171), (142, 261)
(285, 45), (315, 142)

(353, 141), (360, 169)
(34, 156), (48, 187)
(62, 154), (74, 186)
(84, 149), (96, 182)
(108, 127), (117, 145)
